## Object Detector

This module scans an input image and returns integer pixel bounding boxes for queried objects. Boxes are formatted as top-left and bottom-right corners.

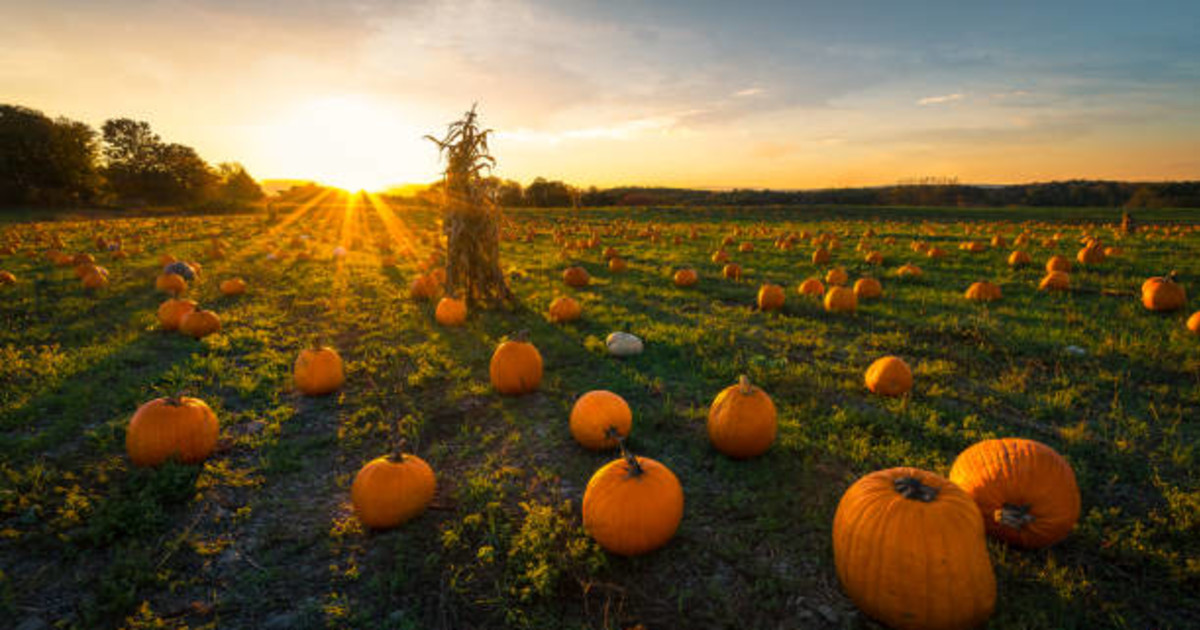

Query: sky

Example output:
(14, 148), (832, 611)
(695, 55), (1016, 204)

(2, 0), (1199, 190)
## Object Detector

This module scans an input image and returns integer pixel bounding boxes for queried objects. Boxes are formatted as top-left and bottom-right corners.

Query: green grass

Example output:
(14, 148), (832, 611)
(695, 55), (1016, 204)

(1, 201), (1198, 629)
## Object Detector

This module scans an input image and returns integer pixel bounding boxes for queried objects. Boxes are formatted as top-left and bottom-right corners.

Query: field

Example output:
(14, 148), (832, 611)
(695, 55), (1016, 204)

(1, 196), (1198, 629)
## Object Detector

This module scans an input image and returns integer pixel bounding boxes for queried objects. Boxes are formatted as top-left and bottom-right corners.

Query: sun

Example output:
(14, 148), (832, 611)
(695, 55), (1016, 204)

(252, 95), (436, 192)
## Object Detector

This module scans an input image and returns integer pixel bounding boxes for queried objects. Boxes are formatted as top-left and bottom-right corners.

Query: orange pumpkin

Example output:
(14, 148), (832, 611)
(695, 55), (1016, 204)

(812, 247), (831, 265)
(126, 396), (219, 467)
(707, 375), (777, 459)
(489, 333), (543, 395)
(564, 266), (590, 287)
(548, 296), (582, 323)
(156, 272), (187, 294)
(865, 356), (913, 396)
(1039, 271), (1070, 291)
(965, 281), (1002, 302)
(1045, 255), (1072, 273)
(711, 249), (730, 264)
(295, 346), (345, 396)
(351, 451), (436, 529)
(756, 283), (785, 311)
(722, 263), (742, 280)
(569, 390), (632, 450)
(81, 267), (109, 290)
(608, 257), (628, 273)
(853, 277), (882, 300)
(157, 297), (198, 330)
(409, 273), (438, 300)
(833, 468), (995, 630)
(1141, 274), (1186, 312)
(797, 278), (824, 296)
(179, 308), (221, 338)
(219, 278), (246, 296)
(895, 263), (923, 278)
(673, 268), (698, 287)
(825, 267), (848, 286)
(435, 297), (467, 326)
(0, 270), (15, 286)
(1188, 311), (1200, 334)
(1007, 250), (1032, 267)
(950, 438), (1080, 549)
(823, 286), (857, 313)
(582, 450), (683, 556)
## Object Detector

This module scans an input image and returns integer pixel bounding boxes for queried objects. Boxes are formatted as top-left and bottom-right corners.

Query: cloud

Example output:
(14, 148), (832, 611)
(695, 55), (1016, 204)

(917, 93), (965, 106)
(733, 87), (764, 97)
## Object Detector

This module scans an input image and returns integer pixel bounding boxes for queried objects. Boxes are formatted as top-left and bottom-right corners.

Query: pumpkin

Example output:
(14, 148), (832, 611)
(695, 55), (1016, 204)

(435, 297), (468, 326)
(853, 277), (882, 299)
(606, 331), (644, 357)
(833, 468), (995, 630)
(1045, 255), (1072, 273)
(608, 257), (628, 273)
(707, 375), (777, 458)
(797, 278), (824, 296)
(72, 252), (95, 266)
(179, 308), (221, 338)
(126, 396), (219, 467)
(489, 332), (543, 395)
(722, 263), (742, 280)
(1039, 271), (1070, 291)
(1188, 311), (1200, 334)
(295, 346), (345, 396)
(82, 266), (109, 289)
(824, 286), (857, 313)
(602, 246), (619, 259)
(926, 247), (948, 258)
(157, 297), (198, 330)
(219, 278), (246, 296)
(812, 247), (831, 265)
(0, 270), (15, 285)
(582, 448), (683, 556)
(351, 450), (436, 529)
(673, 268), (698, 287)
(711, 249), (730, 264)
(864, 251), (883, 265)
(564, 266), (590, 287)
(1141, 274), (1186, 312)
(865, 356), (913, 396)
(949, 438), (1080, 549)
(895, 263), (923, 278)
(757, 283), (785, 311)
(570, 390), (633, 450)
(1007, 250), (1032, 267)
(964, 281), (1002, 302)
(164, 260), (197, 281)
(1076, 244), (1105, 265)
(738, 241), (754, 252)
(156, 272), (187, 294)
(825, 267), (848, 286)
(409, 273), (438, 300)
(548, 296), (582, 323)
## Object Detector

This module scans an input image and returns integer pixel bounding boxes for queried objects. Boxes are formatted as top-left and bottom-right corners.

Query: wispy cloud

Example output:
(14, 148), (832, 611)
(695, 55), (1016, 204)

(733, 87), (764, 97)
(917, 93), (965, 106)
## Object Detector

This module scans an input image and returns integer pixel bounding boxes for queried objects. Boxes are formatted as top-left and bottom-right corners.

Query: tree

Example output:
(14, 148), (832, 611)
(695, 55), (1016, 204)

(215, 162), (265, 203)
(0, 104), (100, 206)
(102, 118), (215, 205)
(425, 105), (513, 306)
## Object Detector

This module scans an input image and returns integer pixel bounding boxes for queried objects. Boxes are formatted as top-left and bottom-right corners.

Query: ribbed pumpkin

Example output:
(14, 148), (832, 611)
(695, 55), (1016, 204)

(853, 277), (882, 300)
(895, 263), (923, 278)
(156, 272), (187, 294)
(435, 297), (468, 326)
(865, 356), (913, 396)
(1141, 274), (1186, 312)
(964, 281), (1002, 302)
(707, 375), (777, 459)
(126, 396), (219, 467)
(219, 278), (246, 296)
(825, 267), (849, 286)
(157, 297), (198, 330)
(548, 296), (582, 323)
(179, 308), (221, 338)
(563, 266), (590, 287)
(797, 278), (824, 296)
(722, 263), (742, 280)
(1076, 244), (1105, 265)
(824, 286), (857, 313)
(570, 390), (633, 450)
(294, 345), (345, 396)
(711, 249), (730, 264)
(1007, 250), (1032, 267)
(812, 247), (831, 265)
(489, 332), (543, 395)
(949, 438), (1080, 549)
(757, 283), (785, 311)
(0, 270), (15, 285)
(351, 450), (436, 530)
(833, 468), (995, 630)
(608, 257), (628, 273)
(1045, 255), (1072, 273)
(1188, 311), (1200, 334)
(864, 251), (883, 265)
(409, 273), (438, 300)
(1039, 271), (1070, 291)
(582, 448), (683, 556)
(673, 268), (698, 287)
(82, 267), (109, 290)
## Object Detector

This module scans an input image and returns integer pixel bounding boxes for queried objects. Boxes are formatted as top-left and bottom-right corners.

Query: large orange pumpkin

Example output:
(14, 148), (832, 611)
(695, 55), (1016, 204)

(1141, 274), (1186, 312)
(564, 266), (590, 287)
(1045, 255), (1072, 273)
(295, 346), (345, 396)
(569, 390), (633, 450)
(949, 438), (1080, 549)
(756, 283), (785, 311)
(126, 396), (220, 467)
(833, 468), (995, 630)
(823, 286), (857, 313)
(707, 375), (777, 459)
(489, 333), (543, 395)
(157, 297), (198, 330)
(853, 277), (882, 300)
(548, 296), (582, 323)
(582, 450), (683, 556)
(351, 451), (436, 529)
(435, 296), (468, 326)
(865, 356), (913, 396)
(797, 278), (824, 296)
(179, 308), (221, 339)
(1039, 271), (1070, 291)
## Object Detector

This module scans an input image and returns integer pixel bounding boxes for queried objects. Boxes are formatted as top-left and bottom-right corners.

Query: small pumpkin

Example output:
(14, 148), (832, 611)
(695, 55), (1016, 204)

(707, 375), (777, 459)
(965, 281), (1002, 302)
(564, 266), (590, 287)
(812, 247), (831, 265)
(797, 278), (824, 296)
(409, 273), (438, 300)
(156, 272), (187, 294)
(1039, 271), (1070, 291)
(722, 263), (742, 280)
(823, 286), (857, 313)
(865, 356), (913, 396)
(673, 268), (698, 287)
(489, 332), (543, 395)
(949, 438), (1080, 549)
(548, 296), (582, 323)
(157, 297), (198, 330)
(833, 468), (995, 630)
(126, 396), (219, 467)
(1007, 250), (1032, 267)
(582, 447), (684, 556)
(570, 390), (633, 450)
(219, 278), (246, 296)
(757, 283), (785, 311)
(711, 249), (730, 264)
(1188, 311), (1200, 334)
(1141, 273), (1186, 312)
(179, 308), (221, 338)
(608, 257), (628, 273)
(295, 345), (345, 396)
(351, 449), (436, 530)
(895, 263), (923, 278)
(825, 267), (848, 286)
(605, 331), (644, 357)
(82, 266), (109, 290)
(435, 296), (467, 326)
(0, 270), (15, 285)
(853, 277), (882, 300)
(1045, 255), (1072, 273)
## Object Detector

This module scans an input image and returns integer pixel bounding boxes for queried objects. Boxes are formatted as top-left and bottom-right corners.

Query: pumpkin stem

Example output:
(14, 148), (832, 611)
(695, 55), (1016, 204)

(513, 329), (530, 343)
(995, 503), (1036, 530)
(615, 435), (644, 478)
(893, 476), (939, 502)
(389, 437), (409, 463)
(738, 374), (752, 395)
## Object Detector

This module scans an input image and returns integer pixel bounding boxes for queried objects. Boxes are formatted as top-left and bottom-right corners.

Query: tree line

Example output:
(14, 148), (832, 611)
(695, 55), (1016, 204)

(1, 103), (263, 209)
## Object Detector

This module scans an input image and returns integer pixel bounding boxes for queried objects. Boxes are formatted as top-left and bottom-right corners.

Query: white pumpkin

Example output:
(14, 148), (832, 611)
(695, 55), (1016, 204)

(606, 332), (643, 357)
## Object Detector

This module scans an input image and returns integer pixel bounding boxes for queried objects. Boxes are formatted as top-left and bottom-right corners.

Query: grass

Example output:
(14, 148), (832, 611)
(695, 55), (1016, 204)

(0, 197), (1198, 629)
